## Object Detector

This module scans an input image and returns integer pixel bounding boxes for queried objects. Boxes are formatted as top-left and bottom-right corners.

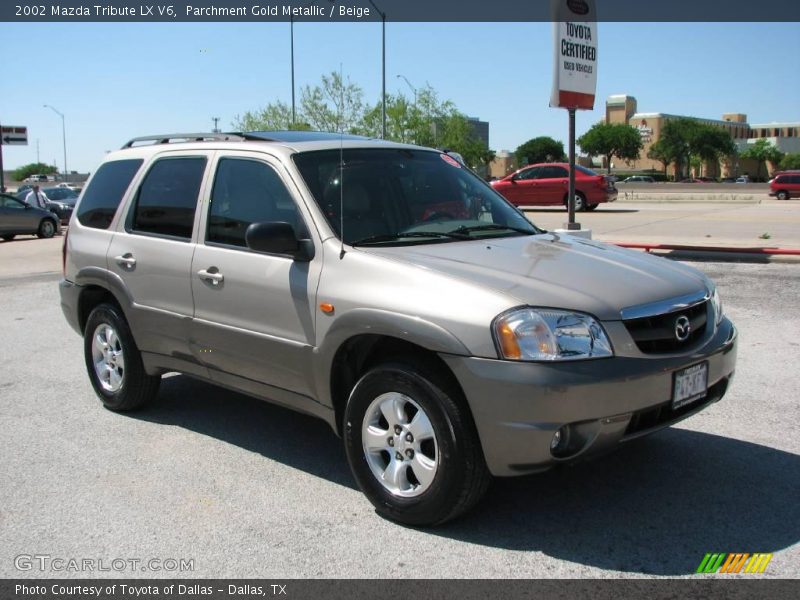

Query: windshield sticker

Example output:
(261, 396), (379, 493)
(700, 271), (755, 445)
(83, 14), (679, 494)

(440, 154), (461, 168)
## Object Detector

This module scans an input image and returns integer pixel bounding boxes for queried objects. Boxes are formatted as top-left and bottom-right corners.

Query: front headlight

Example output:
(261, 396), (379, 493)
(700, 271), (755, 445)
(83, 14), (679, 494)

(710, 287), (723, 327)
(492, 307), (613, 361)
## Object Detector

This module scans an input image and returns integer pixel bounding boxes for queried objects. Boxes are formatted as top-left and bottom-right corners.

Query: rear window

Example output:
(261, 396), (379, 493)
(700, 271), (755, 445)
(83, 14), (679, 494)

(77, 159), (143, 229)
(575, 165), (598, 176)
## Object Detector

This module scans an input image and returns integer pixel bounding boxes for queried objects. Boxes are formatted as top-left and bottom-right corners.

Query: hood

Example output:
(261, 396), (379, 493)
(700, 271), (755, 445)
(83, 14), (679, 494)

(362, 234), (708, 321)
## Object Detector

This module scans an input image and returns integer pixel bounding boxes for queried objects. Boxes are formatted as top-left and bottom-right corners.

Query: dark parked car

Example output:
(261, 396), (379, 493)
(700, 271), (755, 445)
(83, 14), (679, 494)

(43, 187), (79, 223)
(490, 163), (617, 211)
(0, 193), (60, 240)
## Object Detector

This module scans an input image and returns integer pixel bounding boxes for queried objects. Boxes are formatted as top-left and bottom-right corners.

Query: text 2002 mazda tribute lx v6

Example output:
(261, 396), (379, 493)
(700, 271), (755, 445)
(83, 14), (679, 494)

(60, 131), (737, 525)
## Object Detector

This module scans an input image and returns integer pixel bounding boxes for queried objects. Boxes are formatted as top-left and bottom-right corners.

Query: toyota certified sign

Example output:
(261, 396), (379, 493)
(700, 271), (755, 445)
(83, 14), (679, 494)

(550, 0), (598, 110)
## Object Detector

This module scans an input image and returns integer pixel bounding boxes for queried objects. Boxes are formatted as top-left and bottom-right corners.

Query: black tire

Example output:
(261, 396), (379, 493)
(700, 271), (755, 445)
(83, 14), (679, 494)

(586, 203), (599, 211)
(36, 218), (56, 239)
(344, 359), (491, 526)
(83, 303), (160, 411)
(1, 234), (15, 241)
(566, 192), (587, 212)
(776, 190), (789, 201)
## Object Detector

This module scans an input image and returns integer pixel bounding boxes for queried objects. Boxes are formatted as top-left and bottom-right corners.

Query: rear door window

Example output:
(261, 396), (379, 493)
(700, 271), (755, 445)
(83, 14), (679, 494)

(130, 157), (206, 240)
(76, 159), (143, 229)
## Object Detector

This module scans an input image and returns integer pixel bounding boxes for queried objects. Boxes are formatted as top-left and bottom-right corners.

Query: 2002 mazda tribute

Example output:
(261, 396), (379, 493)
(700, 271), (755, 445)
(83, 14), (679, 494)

(60, 131), (737, 525)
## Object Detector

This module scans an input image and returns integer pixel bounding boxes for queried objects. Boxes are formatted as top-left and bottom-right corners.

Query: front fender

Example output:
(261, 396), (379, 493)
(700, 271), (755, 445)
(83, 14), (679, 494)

(312, 308), (472, 408)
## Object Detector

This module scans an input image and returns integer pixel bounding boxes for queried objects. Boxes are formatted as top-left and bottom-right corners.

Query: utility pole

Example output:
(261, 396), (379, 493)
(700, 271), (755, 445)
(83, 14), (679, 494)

(36, 139), (40, 163)
(212, 117), (221, 133)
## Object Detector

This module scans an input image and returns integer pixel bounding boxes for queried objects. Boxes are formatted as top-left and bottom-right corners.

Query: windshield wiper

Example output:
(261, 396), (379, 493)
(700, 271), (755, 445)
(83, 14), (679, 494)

(351, 231), (468, 246)
(450, 224), (536, 236)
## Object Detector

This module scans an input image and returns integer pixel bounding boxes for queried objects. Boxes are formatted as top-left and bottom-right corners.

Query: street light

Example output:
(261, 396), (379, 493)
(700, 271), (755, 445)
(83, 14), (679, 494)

(396, 74), (417, 105)
(43, 104), (68, 183)
(396, 75), (417, 144)
(366, 0), (386, 139)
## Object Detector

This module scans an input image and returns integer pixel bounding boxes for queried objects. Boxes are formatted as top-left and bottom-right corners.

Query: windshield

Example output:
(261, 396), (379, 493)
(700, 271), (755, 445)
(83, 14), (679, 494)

(293, 148), (539, 246)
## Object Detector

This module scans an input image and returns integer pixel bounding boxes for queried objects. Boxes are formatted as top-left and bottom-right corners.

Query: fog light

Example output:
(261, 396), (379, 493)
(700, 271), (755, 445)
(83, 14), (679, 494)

(550, 425), (572, 456)
(550, 429), (562, 450)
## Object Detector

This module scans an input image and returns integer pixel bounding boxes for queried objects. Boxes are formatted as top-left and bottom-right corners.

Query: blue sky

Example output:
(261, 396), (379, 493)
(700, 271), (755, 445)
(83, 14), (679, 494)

(1, 21), (799, 172)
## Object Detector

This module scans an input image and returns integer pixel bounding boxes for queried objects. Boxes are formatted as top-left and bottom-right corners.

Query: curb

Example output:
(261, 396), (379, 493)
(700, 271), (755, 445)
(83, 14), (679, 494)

(615, 194), (763, 204)
(611, 242), (800, 263)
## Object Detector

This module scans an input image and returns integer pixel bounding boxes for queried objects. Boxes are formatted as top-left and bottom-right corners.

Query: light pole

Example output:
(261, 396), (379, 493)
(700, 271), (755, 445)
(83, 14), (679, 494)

(396, 74), (417, 143)
(290, 14), (296, 128)
(367, 0), (386, 139)
(396, 74), (417, 105)
(44, 104), (68, 183)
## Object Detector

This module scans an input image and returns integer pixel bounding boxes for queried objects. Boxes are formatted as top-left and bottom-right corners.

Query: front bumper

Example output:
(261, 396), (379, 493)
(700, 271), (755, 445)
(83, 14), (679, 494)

(442, 318), (737, 476)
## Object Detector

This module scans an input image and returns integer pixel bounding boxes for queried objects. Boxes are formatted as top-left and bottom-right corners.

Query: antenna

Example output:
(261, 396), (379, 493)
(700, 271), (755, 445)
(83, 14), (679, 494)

(339, 63), (346, 260)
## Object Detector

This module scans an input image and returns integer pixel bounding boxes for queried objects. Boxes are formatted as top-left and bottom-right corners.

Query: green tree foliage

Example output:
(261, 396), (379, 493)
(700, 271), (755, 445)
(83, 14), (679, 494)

(655, 118), (737, 178)
(646, 139), (678, 176)
(741, 139), (785, 179)
(12, 162), (58, 182)
(514, 137), (566, 166)
(577, 122), (643, 174)
(779, 153), (800, 171)
(234, 74), (495, 171)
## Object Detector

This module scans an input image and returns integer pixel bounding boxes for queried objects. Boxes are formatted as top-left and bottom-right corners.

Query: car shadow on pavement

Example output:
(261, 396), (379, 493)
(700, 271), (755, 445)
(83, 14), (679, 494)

(126, 374), (357, 490)
(435, 427), (800, 576)
(125, 375), (798, 577)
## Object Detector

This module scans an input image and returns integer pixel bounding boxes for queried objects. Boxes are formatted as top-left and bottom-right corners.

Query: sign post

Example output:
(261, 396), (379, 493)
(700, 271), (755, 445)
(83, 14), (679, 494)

(550, 0), (598, 231)
(0, 125), (29, 192)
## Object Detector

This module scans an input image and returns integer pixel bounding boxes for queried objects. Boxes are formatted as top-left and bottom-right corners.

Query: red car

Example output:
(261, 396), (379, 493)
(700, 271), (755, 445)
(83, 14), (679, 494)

(769, 171), (800, 200)
(490, 163), (617, 211)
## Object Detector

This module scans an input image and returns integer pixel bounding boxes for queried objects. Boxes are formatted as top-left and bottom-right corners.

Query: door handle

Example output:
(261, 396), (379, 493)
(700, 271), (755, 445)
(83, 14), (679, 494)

(197, 268), (224, 286)
(114, 254), (136, 268)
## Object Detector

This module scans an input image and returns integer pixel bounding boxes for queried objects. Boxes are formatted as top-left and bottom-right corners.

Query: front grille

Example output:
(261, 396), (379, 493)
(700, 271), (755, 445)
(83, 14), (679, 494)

(624, 300), (708, 353)
(623, 378), (728, 438)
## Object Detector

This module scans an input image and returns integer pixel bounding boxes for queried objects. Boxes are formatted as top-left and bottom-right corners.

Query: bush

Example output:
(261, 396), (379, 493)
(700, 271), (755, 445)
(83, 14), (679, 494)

(12, 163), (58, 182)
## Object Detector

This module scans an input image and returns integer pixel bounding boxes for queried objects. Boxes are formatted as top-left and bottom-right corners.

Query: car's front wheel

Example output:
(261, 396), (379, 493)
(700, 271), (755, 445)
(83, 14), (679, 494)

(344, 360), (490, 526)
(37, 218), (56, 239)
(83, 303), (160, 411)
(776, 190), (789, 200)
(1, 234), (15, 241)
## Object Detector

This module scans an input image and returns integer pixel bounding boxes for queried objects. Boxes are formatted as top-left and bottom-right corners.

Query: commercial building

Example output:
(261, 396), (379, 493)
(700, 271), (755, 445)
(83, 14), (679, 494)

(604, 94), (800, 178)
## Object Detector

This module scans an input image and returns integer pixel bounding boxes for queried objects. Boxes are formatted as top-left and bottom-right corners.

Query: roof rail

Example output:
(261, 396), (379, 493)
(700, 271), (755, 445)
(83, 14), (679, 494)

(120, 132), (249, 149)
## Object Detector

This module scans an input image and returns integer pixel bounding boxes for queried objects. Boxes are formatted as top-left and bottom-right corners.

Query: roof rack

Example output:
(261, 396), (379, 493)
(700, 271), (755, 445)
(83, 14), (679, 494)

(121, 132), (250, 149)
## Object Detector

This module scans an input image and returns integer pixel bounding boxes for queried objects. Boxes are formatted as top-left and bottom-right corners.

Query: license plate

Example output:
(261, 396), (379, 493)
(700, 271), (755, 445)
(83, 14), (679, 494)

(672, 362), (708, 409)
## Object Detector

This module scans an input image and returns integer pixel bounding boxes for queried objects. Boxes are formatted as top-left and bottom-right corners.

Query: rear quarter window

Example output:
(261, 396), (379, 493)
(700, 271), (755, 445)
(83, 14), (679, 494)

(77, 159), (143, 229)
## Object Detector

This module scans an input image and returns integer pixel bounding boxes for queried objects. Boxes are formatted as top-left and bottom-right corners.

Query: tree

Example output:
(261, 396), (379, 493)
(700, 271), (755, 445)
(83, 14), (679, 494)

(779, 153), (800, 171)
(233, 74), (497, 172)
(655, 118), (736, 179)
(232, 101), (302, 131)
(514, 137), (566, 166)
(647, 139), (678, 176)
(741, 139), (784, 179)
(12, 162), (58, 182)
(577, 122), (643, 175)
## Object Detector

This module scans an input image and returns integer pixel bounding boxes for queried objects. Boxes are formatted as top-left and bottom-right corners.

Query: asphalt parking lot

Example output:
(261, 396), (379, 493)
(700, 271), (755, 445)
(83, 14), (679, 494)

(0, 248), (798, 578)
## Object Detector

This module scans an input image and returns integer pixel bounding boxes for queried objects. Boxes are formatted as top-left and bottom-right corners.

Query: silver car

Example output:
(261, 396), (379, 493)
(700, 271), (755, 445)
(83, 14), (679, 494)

(59, 132), (737, 525)
(0, 193), (60, 240)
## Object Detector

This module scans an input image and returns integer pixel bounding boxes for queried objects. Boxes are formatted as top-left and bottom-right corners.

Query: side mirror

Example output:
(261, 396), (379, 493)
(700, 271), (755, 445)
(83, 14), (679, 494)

(245, 222), (314, 262)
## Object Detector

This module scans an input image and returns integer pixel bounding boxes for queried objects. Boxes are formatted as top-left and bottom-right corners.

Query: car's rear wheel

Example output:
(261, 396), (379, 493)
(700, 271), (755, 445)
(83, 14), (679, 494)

(566, 192), (587, 212)
(1, 234), (15, 241)
(37, 219), (56, 239)
(776, 190), (789, 200)
(84, 303), (160, 411)
(344, 360), (490, 526)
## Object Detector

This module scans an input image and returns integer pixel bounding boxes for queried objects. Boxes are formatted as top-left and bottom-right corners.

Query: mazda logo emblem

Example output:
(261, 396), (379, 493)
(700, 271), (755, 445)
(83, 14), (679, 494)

(675, 315), (691, 342)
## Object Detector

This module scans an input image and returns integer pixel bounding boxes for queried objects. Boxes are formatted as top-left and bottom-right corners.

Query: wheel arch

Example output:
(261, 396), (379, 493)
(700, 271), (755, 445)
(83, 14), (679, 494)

(318, 311), (472, 436)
